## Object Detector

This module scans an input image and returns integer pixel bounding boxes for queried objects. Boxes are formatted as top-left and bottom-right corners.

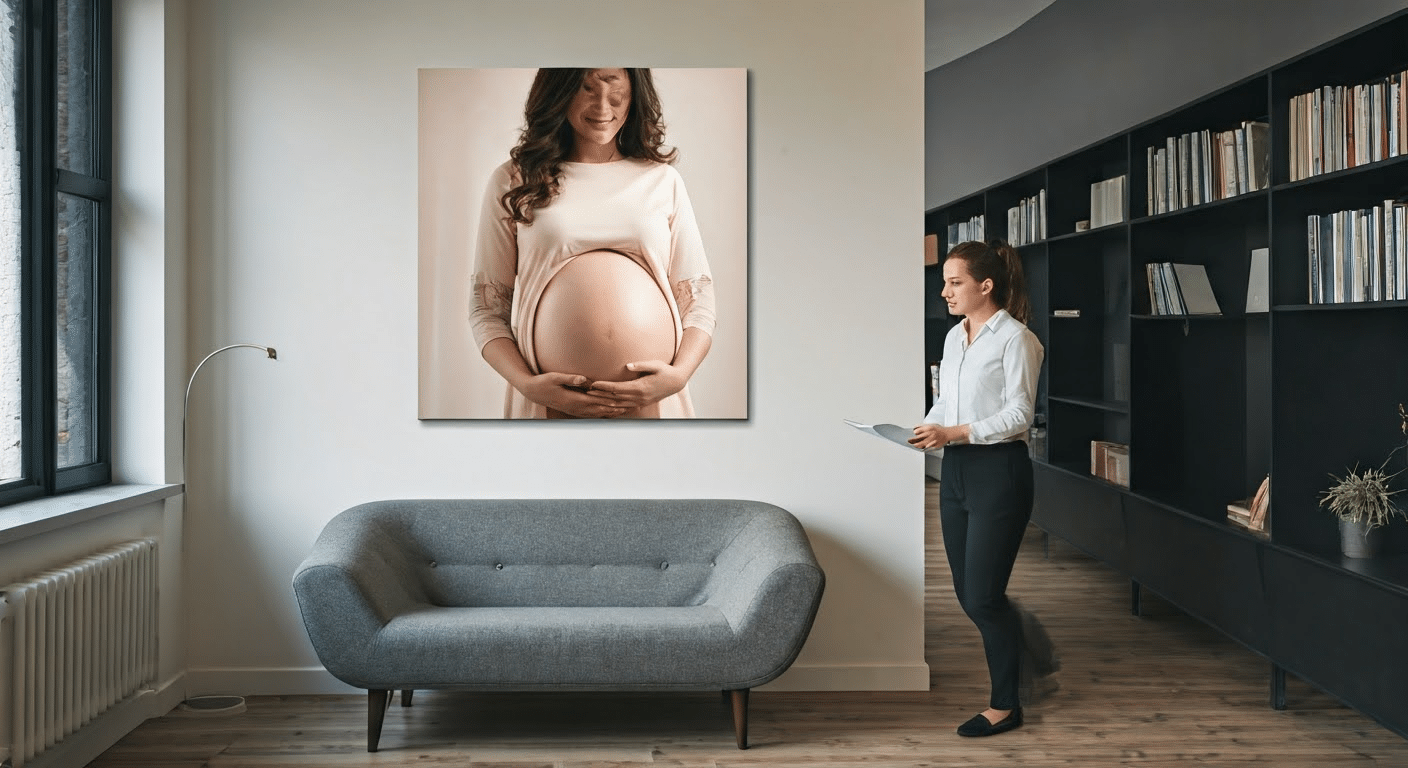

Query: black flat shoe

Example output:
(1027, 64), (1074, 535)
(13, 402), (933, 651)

(956, 706), (1023, 737)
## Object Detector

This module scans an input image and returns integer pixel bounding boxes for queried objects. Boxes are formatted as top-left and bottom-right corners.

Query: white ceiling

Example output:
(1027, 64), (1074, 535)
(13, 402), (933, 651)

(925, 0), (1056, 71)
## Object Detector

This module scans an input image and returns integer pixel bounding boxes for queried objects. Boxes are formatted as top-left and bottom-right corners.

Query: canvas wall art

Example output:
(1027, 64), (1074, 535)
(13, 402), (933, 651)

(418, 68), (748, 419)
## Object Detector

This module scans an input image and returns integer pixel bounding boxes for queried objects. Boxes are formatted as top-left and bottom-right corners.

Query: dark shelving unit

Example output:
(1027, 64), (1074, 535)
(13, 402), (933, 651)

(924, 9), (1408, 740)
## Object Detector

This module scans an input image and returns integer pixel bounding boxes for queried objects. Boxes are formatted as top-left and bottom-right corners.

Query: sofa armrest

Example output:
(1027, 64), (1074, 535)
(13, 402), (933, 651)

(292, 512), (425, 685)
(702, 507), (825, 684)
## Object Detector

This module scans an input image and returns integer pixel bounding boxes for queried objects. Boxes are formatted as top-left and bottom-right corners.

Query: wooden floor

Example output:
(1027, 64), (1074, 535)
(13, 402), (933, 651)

(88, 480), (1408, 767)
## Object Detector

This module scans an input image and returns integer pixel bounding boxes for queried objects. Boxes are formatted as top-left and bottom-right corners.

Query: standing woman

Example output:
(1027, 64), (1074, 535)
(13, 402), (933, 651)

(469, 68), (716, 419)
(910, 238), (1047, 737)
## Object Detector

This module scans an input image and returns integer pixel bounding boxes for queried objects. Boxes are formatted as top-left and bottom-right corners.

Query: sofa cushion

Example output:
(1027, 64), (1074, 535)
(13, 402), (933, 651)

(373, 605), (740, 688)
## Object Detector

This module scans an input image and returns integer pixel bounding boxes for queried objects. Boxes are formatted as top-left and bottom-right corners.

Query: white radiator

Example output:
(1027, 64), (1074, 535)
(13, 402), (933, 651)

(0, 539), (158, 768)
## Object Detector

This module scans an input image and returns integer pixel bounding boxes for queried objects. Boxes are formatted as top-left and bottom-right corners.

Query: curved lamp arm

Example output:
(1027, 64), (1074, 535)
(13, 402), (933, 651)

(182, 344), (278, 483)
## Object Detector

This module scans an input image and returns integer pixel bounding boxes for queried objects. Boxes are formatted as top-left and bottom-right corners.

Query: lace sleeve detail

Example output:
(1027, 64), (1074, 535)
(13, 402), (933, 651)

(469, 273), (515, 349)
(673, 275), (716, 335)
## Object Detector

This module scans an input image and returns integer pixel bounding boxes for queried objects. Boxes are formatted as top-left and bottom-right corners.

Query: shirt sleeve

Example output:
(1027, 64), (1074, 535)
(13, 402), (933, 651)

(967, 329), (1043, 444)
(468, 163), (519, 352)
(667, 168), (716, 336)
(922, 391), (944, 425)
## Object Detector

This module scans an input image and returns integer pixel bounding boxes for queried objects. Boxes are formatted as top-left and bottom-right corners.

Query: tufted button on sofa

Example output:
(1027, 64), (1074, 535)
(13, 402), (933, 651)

(292, 498), (825, 751)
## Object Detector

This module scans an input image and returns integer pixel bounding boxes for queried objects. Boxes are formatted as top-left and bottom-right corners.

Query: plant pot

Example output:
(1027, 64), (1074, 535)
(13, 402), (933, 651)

(1339, 518), (1386, 559)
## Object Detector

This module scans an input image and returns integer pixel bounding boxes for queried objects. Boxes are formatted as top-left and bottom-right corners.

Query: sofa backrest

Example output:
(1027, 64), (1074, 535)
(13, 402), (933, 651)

(329, 499), (794, 608)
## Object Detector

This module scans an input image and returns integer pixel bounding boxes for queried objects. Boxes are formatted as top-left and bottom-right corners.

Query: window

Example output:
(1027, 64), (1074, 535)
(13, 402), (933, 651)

(0, 0), (111, 506)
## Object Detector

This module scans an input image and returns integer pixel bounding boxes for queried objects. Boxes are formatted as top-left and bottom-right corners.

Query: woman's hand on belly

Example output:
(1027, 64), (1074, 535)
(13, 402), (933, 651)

(589, 326), (713, 410)
(480, 337), (628, 418)
(521, 371), (629, 419)
(588, 359), (688, 409)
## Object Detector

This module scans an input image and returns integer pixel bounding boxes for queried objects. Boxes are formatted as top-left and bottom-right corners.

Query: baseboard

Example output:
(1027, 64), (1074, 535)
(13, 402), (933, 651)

(23, 673), (185, 768)
(185, 663), (932, 696)
(758, 663), (931, 692)
(186, 666), (360, 696)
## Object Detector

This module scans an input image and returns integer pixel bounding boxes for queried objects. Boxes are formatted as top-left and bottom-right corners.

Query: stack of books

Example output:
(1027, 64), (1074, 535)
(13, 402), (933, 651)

(1227, 475), (1270, 536)
(1006, 190), (1046, 246)
(1289, 70), (1408, 181)
(946, 214), (985, 252)
(1144, 262), (1222, 315)
(1306, 201), (1408, 304)
(1145, 121), (1269, 215)
(1091, 440), (1129, 488)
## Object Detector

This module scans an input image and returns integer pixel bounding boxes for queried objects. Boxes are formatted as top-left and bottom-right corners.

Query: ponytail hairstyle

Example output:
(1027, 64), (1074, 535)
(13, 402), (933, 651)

(946, 238), (1032, 324)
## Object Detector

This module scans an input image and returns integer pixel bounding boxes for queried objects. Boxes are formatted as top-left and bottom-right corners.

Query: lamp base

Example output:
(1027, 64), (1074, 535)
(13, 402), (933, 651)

(177, 695), (247, 716)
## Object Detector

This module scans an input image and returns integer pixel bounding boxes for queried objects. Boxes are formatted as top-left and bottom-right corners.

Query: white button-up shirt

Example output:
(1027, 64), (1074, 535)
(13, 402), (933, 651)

(923, 309), (1044, 445)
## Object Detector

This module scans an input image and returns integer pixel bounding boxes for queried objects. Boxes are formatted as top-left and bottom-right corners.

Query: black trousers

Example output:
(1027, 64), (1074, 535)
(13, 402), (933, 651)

(939, 440), (1034, 710)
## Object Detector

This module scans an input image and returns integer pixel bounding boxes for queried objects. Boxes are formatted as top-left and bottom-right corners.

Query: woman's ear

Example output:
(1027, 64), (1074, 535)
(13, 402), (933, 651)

(981, 278), (994, 296)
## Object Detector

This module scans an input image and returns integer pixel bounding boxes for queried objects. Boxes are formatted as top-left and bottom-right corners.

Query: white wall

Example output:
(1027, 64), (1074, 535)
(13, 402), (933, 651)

(182, 0), (928, 694)
(111, 0), (188, 698)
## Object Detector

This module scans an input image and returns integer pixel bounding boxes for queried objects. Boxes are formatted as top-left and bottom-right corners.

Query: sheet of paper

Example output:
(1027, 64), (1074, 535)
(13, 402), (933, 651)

(843, 419), (940, 453)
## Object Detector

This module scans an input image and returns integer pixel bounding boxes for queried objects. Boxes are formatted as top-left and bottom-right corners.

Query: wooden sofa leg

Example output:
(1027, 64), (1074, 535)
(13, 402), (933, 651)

(368, 689), (390, 752)
(729, 688), (750, 749)
(401, 689), (414, 707)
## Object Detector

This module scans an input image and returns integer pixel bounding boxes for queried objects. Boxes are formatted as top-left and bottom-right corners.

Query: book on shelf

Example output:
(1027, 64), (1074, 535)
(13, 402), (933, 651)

(1218, 130), (1238, 199)
(924, 233), (939, 266)
(1090, 440), (1130, 488)
(1246, 120), (1270, 191)
(1172, 263), (1221, 315)
(1228, 476), (1270, 536)
(1090, 175), (1126, 228)
(1179, 134), (1191, 208)
(1144, 262), (1220, 315)
(1053, 308), (1081, 318)
(1039, 189), (1047, 241)
(1146, 145), (1155, 215)
(1249, 475), (1270, 531)
(1246, 247), (1270, 312)
(1190, 130), (1203, 206)
(1231, 127), (1245, 195)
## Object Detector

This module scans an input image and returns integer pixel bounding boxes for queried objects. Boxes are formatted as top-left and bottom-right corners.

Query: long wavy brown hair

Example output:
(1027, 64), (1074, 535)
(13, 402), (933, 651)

(500, 68), (676, 225)
(947, 238), (1032, 324)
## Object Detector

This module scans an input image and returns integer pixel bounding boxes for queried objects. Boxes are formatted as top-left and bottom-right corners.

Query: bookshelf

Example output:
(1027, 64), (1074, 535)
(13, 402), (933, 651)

(925, 9), (1408, 739)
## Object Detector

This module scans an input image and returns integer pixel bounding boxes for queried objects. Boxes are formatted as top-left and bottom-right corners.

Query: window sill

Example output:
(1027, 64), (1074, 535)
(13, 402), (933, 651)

(0, 483), (182, 547)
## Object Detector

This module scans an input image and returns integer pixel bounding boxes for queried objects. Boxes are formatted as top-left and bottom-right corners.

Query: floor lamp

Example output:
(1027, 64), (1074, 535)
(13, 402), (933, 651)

(178, 343), (278, 716)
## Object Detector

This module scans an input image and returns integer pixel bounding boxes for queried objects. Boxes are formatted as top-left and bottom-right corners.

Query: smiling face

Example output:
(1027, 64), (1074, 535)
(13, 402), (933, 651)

(942, 255), (995, 318)
(566, 68), (632, 160)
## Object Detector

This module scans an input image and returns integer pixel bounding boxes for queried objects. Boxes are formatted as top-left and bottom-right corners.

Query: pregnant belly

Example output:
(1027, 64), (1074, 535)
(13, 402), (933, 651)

(533, 250), (676, 383)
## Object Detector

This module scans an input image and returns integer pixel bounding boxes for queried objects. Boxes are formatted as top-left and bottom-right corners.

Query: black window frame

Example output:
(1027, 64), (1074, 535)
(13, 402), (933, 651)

(1, 0), (112, 507)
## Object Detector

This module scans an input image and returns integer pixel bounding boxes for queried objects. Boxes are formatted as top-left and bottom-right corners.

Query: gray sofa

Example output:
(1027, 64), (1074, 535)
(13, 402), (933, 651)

(291, 499), (825, 751)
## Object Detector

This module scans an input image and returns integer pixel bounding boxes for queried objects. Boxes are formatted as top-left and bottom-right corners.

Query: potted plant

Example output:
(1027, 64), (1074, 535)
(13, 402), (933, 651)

(1319, 404), (1408, 559)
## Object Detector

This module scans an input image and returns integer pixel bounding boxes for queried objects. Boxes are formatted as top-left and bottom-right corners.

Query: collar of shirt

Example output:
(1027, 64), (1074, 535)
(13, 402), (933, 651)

(961, 308), (1014, 349)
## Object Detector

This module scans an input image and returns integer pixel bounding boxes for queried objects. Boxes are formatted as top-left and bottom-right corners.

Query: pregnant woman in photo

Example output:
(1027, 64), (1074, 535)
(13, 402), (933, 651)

(469, 67), (716, 418)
